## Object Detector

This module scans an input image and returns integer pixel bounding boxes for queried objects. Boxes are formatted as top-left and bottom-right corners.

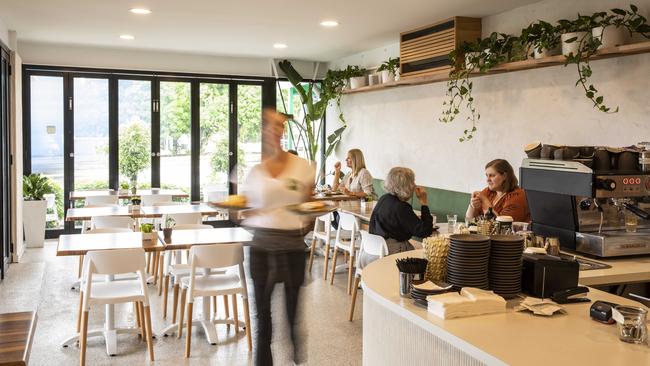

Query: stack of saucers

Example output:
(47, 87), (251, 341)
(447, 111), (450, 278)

(410, 281), (451, 301)
(489, 235), (524, 299)
(446, 234), (490, 290)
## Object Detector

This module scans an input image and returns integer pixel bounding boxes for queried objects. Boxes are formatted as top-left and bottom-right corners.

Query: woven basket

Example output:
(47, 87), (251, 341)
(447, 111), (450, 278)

(422, 236), (450, 282)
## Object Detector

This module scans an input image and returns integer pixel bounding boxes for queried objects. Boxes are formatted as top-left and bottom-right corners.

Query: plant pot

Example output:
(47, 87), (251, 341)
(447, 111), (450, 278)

(380, 70), (395, 84)
(163, 228), (173, 241)
(119, 189), (129, 195)
(592, 26), (631, 49)
(23, 199), (47, 248)
(368, 74), (380, 86)
(130, 186), (137, 194)
(561, 32), (589, 56)
(349, 76), (367, 89)
(142, 231), (156, 241)
(533, 45), (560, 59)
(129, 204), (141, 212)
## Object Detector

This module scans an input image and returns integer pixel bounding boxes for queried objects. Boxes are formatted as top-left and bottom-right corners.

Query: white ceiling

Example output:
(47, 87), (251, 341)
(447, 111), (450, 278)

(0, 0), (541, 61)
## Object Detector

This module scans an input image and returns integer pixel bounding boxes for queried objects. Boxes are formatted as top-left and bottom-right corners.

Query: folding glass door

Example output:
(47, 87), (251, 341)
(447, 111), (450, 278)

(1, 47), (10, 279)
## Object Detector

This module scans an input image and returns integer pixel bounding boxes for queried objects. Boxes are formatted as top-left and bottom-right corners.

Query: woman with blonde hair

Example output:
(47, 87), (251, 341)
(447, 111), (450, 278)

(332, 148), (375, 199)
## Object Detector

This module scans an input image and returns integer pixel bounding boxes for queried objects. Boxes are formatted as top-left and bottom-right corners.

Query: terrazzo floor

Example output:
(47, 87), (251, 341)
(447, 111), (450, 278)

(0, 241), (363, 365)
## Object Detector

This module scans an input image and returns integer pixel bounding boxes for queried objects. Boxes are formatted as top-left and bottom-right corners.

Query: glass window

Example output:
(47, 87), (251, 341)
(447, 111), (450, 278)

(237, 84), (262, 190)
(118, 79), (151, 189)
(160, 81), (191, 194)
(199, 83), (229, 204)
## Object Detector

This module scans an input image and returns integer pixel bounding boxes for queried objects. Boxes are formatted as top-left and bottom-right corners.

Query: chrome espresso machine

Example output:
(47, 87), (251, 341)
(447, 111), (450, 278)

(520, 155), (650, 257)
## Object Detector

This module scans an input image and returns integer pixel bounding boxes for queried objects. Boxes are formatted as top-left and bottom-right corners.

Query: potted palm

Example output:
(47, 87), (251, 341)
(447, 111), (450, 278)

(22, 174), (55, 248)
(377, 57), (400, 84)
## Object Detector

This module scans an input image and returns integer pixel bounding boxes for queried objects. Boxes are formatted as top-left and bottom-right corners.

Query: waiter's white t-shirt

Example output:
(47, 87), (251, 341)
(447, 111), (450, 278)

(242, 154), (315, 230)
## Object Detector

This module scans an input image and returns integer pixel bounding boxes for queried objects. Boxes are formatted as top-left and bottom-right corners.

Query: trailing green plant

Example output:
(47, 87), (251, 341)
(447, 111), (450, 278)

(377, 57), (400, 75)
(23, 174), (55, 200)
(441, 32), (514, 142)
(520, 20), (561, 56)
(346, 65), (367, 78)
(278, 60), (348, 182)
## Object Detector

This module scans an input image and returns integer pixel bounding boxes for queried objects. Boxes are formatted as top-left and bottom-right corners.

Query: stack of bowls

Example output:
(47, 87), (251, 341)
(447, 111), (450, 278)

(446, 234), (490, 290)
(489, 235), (524, 299)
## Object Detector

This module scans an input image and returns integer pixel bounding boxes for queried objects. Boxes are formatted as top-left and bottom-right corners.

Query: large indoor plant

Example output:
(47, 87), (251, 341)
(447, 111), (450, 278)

(278, 60), (347, 182)
(23, 174), (55, 247)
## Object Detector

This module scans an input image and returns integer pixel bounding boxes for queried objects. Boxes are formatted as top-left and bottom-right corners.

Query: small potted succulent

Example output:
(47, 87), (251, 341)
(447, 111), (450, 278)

(377, 57), (400, 84)
(347, 65), (368, 89)
(130, 196), (142, 212)
(163, 215), (175, 241)
(140, 223), (156, 241)
(119, 182), (130, 195)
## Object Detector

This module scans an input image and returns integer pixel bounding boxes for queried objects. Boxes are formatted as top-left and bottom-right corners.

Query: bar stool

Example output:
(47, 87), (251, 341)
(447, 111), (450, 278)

(348, 231), (388, 321)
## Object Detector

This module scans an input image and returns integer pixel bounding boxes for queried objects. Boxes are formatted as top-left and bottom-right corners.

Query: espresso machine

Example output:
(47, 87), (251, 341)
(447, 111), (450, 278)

(520, 156), (650, 257)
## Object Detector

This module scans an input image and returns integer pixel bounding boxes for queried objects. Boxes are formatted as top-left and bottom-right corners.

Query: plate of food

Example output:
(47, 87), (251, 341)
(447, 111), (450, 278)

(210, 195), (251, 210)
(286, 200), (337, 216)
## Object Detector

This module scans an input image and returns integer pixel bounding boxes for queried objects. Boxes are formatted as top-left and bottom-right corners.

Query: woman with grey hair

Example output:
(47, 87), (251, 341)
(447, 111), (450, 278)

(369, 167), (434, 256)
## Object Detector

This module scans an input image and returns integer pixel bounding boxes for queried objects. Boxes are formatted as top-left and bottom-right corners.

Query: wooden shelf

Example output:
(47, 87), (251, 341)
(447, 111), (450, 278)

(342, 41), (650, 95)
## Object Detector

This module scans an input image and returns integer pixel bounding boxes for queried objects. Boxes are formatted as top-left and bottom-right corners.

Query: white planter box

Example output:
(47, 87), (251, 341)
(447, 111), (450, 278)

(380, 70), (395, 84)
(349, 76), (367, 89)
(23, 199), (47, 248)
(592, 26), (630, 49)
(561, 32), (589, 56)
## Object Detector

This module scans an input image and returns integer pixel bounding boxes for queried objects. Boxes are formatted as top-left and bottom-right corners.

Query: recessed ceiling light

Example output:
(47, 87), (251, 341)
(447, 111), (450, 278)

(120, 34), (135, 40)
(320, 20), (339, 27)
(273, 43), (288, 49)
(129, 8), (152, 14)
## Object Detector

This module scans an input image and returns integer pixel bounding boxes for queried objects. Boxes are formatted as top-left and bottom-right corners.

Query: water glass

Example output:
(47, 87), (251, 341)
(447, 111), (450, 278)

(625, 213), (638, 233)
(613, 305), (648, 344)
(446, 214), (457, 233)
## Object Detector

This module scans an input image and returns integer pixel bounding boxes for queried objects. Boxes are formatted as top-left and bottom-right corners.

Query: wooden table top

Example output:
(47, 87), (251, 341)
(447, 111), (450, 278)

(141, 203), (218, 216)
(70, 189), (189, 200)
(65, 206), (148, 221)
(336, 200), (375, 221)
(159, 227), (253, 250)
(0, 311), (37, 366)
(57, 232), (165, 256)
(311, 192), (358, 202)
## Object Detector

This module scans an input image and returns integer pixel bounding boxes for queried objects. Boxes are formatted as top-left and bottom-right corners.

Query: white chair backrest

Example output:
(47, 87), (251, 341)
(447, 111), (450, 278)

(84, 248), (146, 276)
(84, 204), (118, 209)
(314, 212), (332, 232)
(151, 201), (183, 207)
(168, 212), (202, 225)
(85, 227), (133, 234)
(91, 216), (134, 230)
(338, 212), (358, 232)
(85, 195), (119, 206)
(142, 194), (172, 206)
(173, 224), (213, 230)
(360, 230), (388, 258)
(189, 243), (243, 269)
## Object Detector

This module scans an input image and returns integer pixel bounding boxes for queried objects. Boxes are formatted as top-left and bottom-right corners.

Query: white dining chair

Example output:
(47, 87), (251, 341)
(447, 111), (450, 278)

(78, 248), (154, 365)
(348, 230), (388, 321)
(142, 194), (173, 206)
(307, 213), (334, 278)
(91, 216), (135, 230)
(167, 212), (203, 225)
(178, 243), (252, 357)
(329, 212), (360, 295)
(85, 195), (119, 206)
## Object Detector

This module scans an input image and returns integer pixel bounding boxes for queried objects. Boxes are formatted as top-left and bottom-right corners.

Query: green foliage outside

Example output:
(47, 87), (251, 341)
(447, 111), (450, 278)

(119, 122), (151, 188)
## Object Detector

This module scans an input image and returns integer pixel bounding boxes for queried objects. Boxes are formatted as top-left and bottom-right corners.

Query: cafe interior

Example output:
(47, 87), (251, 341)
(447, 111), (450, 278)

(1, 0), (650, 365)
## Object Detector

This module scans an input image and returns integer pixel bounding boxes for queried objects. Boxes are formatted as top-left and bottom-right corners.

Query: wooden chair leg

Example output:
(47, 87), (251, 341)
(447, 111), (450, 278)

(162, 275), (170, 319)
(212, 296), (217, 318)
(152, 252), (160, 286)
(243, 298), (252, 352)
(223, 295), (231, 332)
(323, 242), (331, 280)
(185, 302), (194, 358)
(76, 291), (83, 332)
(307, 236), (317, 273)
(77, 255), (84, 279)
(347, 254), (355, 295)
(146, 252), (152, 274)
(232, 294), (239, 333)
(344, 251), (349, 264)
(144, 305), (155, 361)
(349, 276), (361, 321)
(172, 283), (180, 324)
(79, 310), (89, 366)
(157, 254), (164, 294)
(178, 288), (187, 339)
(329, 249), (339, 285)
(137, 302), (145, 339)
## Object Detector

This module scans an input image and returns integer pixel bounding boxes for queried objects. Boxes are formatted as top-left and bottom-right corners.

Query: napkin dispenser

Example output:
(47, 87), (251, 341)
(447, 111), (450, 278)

(522, 254), (579, 298)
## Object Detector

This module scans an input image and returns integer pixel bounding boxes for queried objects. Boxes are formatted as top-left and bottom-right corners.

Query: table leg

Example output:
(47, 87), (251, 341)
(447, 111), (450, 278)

(201, 296), (218, 344)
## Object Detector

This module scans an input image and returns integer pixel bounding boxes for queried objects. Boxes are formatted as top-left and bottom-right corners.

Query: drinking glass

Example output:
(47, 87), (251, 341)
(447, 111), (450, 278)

(613, 306), (647, 344)
(446, 214), (457, 233)
(625, 212), (638, 233)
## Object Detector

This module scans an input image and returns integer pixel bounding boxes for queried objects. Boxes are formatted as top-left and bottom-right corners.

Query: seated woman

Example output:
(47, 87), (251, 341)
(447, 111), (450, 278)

(466, 159), (530, 223)
(369, 167), (434, 258)
(332, 148), (375, 199)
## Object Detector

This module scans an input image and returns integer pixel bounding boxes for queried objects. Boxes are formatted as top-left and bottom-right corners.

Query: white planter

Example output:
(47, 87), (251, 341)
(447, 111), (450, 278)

(592, 26), (630, 49)
(533, 45), (560, 59)
(349, 76), (367, 89)
(142, 232), (157, 241)
(23, 199), (47, 248)
(368, 74), (380, 86)
(561, 32), (589, 56)
(380, 70), (395, 84)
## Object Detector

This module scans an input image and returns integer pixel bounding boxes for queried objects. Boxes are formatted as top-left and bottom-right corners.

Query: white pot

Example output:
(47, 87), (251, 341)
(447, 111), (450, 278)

(349, 76), (367, 89)
(380, 70), (395, 84)
(368, 74), (380, 86)
(561, 32), (589, 56)
(533, 45), (560, 59)
(592, 26), (630, 49)
(23, 199), (47, 248)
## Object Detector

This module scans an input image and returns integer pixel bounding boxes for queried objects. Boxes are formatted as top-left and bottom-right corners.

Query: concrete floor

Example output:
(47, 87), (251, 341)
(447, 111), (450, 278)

(0, 241), (363, 365)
